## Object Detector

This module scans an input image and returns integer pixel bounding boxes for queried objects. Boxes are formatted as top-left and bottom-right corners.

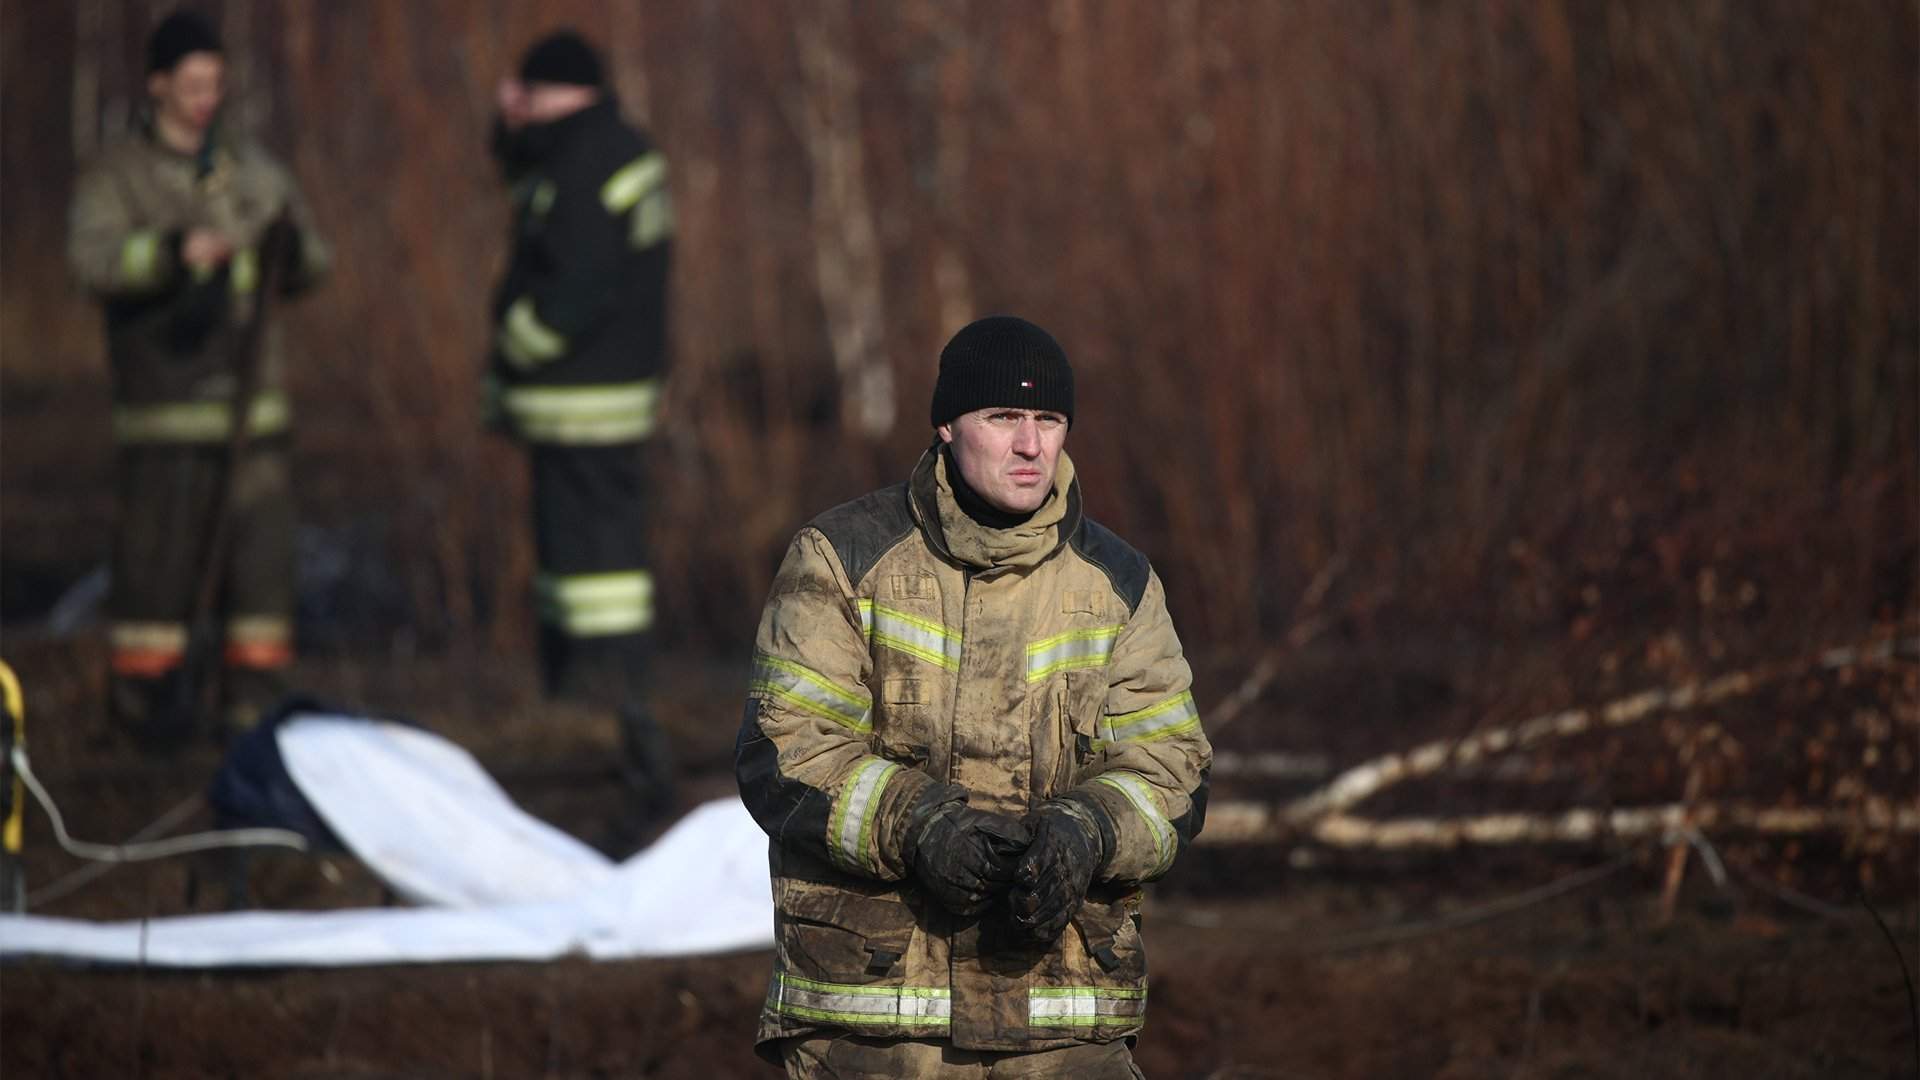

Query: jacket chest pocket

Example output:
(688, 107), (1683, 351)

(780, 884), (918, 984)
(1032, 670), (1106, 803)
(873, 676), (932, 768)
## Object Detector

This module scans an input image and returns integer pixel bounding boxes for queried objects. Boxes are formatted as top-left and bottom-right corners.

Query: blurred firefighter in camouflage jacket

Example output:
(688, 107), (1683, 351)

(737, 317), (1211, 1077)
(68, 11), (330, 741)
(487, 30), (676, 832)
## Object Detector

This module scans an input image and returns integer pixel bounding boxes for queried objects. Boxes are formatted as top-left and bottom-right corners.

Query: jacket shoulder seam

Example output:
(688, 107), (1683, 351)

(1069, 517), (1151, 616)
(808, 484), (916, 590)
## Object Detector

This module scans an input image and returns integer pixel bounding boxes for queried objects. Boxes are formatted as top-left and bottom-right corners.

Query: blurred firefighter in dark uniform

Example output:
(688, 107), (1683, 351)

(68, 10), (330, 741)
(487, 30), (676, 831)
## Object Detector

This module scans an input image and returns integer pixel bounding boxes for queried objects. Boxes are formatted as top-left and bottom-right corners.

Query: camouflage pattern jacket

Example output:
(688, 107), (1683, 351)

(67, 122), (329, 447)
(736, 445), (1212, 1054)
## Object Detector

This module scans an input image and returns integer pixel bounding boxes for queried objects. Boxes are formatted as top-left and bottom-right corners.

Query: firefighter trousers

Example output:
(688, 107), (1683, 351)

(528, 441), (674, 819)
(108, 441), (295, 738)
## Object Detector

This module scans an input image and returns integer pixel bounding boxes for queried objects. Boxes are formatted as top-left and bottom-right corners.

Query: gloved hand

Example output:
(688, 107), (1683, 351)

(905, 783), (1032, 917)
(1009, 795), (1109, 944)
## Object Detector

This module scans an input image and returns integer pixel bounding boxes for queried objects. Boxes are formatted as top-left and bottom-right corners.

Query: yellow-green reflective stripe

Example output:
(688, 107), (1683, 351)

(1026, 625), (1122, 681)
(751, 654), (871, 732)
(829, 758), (899, 874)
(537, 571), (653, 636)
(112, 391), (290, 443)
(501, 381), (660, 444)
(120, 230), (164, 288)
(225, 615), (292, 645)
(1028, 986), (1148, 1027)
(870, 604), (961, 671)
(601, 152), (667, 213)
(1092, 771), (1175, 875)
(1096, 691), (1200, 748)
(530, 180), (556, 217)
(856, 599), (875, 640)
(632, 187), (673, 248)
(229, 246), (258, 293)
(770, 973), (951, 1028)
(110, 621), (188, 652)
(498, 296), (568, 369)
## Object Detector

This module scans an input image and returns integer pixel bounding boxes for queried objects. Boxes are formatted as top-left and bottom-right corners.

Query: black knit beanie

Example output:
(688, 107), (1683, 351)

(147, 10), (222, 74)
(520, 30), (604, 87)
(930, 316), (1075, 428)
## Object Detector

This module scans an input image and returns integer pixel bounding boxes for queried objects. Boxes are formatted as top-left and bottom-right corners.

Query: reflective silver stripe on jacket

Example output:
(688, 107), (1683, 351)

(1097, 691), (1201, 748)
(856, 598), (875, 639)
(870, 604), (962, 671)
(828, 758), (900, 874)
(751, 654), (872, 732)
(769, 973), (952, 1029)
(112, 391), (291, 443)
(537, 570), (654, 636)
(1027, 986), (1148, 1027)
(1092, 771), (1176, 876)
(1026, 625), (1123, 681)
(501, 380), (660, 444)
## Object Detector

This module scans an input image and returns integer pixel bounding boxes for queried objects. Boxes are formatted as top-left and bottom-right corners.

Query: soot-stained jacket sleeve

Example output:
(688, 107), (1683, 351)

(67, 160), (178, 297)
(1067, 569), (1211, 885)
(734, 528), (935, 881)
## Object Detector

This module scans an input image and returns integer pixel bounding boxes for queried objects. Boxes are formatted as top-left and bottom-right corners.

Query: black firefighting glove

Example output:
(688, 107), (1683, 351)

(1009, 793), (1111, 944)
(905, 782), (1032, 917)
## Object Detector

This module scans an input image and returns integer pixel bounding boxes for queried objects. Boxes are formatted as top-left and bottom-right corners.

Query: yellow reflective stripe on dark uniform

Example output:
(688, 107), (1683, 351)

(870, 605), (962, 671)
(1027, 986), (1148, 1027)
(112, 390), (291, 443)
(109, 621), (189, 653)
(1091, 771), (1176, 876)
(500, 380), (660, 444)
(767, 973), (951, 1030)
(751, 654), (871, 732)
(1025, 626), (1122, 681)
(828, 758), (901, 874)
(600, 151), (673, 249)
(1095, 691), (1200, 748)
(119, 230), (165, 289)
(498, 295), (569, 370)
(229, 246), (259, 293)
(600, 153), (667, 212)
(536, 570), (654, 636)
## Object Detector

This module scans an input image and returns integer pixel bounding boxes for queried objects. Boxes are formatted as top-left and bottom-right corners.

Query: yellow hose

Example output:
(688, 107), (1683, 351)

(0, 660), (24, 856)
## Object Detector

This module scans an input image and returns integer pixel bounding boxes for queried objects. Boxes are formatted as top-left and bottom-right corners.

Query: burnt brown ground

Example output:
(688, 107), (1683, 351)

(0, 637), (1914, 1079)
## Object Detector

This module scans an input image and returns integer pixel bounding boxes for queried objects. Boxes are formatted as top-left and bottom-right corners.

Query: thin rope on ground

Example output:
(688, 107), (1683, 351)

(23, 793), (203, 908)
(1724, 859), (1859, 920)
(11, 747), (308, 864)
(1310, 850), (1639, 954)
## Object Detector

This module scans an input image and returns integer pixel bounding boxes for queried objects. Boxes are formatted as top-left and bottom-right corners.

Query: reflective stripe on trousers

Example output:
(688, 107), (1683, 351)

(502, 380), (661, 445)
(537, 570), (654, 637)
(113, 390), (291, 444)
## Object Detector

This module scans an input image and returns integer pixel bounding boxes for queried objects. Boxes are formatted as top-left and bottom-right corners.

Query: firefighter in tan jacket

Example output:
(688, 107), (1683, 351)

(68, 11), (329, 740)
(737, 316), (1210, 1077)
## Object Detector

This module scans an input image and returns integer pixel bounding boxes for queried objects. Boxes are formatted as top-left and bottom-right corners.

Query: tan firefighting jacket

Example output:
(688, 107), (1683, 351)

(736, 445), (1212, 1054)
(67, 122), (329, 447)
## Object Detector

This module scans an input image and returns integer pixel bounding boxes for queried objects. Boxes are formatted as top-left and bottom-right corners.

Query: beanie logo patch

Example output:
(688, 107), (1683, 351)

(1019, 379), (1035, 389)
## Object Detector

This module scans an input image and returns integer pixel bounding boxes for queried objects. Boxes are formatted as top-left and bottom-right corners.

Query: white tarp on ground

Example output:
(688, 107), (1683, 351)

(0, 713), (776, 967)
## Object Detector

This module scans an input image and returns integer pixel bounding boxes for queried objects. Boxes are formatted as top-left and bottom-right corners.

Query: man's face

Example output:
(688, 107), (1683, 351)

(497, 77), (597, 129)
(937, 407), (1069, 516)
(148, 52), (225, 134)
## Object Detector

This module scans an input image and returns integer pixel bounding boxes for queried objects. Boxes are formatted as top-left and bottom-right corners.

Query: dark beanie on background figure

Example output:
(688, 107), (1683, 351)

(147, 10), (222, 73)
(930, 315), (1075, 428)
(520, 30), (605, 88)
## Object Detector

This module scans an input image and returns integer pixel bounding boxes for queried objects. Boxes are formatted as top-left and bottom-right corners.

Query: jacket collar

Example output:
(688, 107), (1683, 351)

(908, 442), (1081, 572)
